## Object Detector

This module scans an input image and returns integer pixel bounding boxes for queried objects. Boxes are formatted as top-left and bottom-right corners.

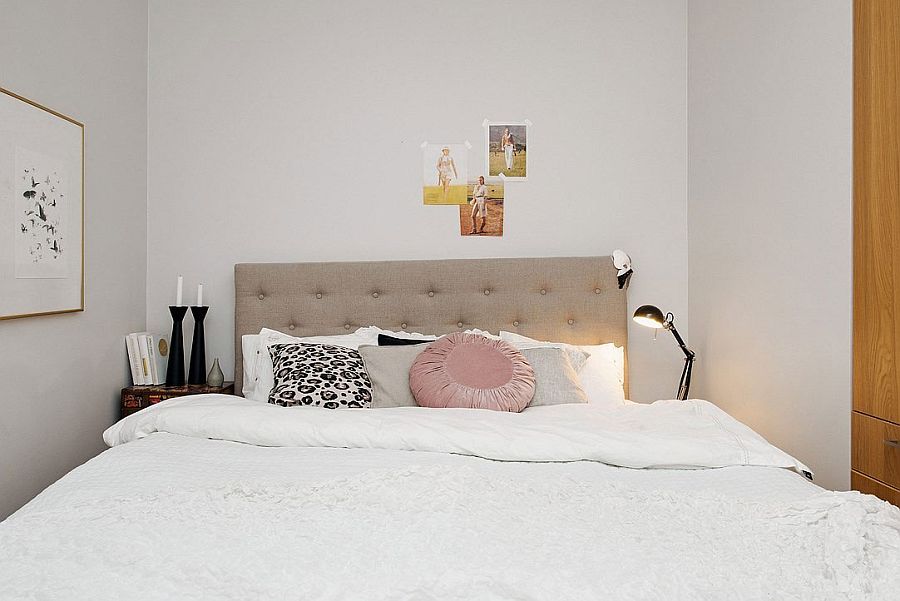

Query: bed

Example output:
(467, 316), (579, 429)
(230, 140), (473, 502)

(1, 257), (898, 600)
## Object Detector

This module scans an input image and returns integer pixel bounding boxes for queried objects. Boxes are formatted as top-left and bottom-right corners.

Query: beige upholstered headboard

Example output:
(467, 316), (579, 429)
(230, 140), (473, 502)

(234, 256), (627, 394)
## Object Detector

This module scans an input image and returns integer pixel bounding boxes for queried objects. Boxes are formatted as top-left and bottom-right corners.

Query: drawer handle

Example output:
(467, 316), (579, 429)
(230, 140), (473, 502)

(885, 440), (900, 448)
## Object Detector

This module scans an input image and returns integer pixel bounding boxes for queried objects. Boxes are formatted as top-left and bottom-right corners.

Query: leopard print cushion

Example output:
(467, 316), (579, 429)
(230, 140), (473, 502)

(268, 343), (373, 409)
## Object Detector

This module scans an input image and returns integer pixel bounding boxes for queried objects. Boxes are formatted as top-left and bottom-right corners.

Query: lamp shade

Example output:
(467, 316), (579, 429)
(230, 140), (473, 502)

(633, 304), (666, 328)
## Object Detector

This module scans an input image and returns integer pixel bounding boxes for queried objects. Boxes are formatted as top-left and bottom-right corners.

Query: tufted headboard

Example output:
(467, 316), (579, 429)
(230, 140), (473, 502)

(234, 256), (627, 394)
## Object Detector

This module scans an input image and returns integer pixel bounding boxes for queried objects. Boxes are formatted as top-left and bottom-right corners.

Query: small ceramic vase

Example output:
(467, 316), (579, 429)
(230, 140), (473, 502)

(207, 357), (225, 387)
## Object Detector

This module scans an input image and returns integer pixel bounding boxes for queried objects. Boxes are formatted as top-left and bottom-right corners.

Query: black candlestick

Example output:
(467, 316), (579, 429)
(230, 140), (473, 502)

(188, 305), (209, 385)
(166, 305), (189, 386)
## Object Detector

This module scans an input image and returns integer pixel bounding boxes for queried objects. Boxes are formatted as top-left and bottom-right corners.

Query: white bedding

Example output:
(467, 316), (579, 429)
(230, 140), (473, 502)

(103, 394), (811, 473)
(2, 395), (899, 600)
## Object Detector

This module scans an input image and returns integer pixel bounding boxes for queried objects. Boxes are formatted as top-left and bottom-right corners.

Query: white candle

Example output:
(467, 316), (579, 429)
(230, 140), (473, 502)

(197, 284), (204, 307)
(176, 275), (183, 306)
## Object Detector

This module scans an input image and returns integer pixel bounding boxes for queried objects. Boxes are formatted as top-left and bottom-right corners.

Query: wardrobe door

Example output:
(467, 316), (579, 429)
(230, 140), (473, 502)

(854, 0), (900, 425)
(853, 0), (900, 503)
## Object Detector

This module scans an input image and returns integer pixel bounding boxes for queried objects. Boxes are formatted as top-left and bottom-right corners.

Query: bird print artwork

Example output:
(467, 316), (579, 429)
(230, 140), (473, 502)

(15, 155), (66, 270)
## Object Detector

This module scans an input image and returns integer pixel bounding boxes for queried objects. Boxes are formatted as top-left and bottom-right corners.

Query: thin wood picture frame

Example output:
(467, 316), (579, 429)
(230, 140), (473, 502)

(0, 86), (84, 320)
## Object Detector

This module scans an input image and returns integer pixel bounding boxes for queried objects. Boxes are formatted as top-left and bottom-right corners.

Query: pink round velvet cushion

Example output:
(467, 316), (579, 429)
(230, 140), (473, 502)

(409, 332), (536, 412)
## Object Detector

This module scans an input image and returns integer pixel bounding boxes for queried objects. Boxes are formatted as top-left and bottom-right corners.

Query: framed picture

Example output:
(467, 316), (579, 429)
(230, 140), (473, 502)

(485, 121), (528, 180)
(0, 87), (84, 320)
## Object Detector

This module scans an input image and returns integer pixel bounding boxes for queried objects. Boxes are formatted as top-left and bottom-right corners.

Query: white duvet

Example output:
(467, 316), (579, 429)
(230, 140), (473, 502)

(104, 395), (810, 473)
(1, 395), (898, 600)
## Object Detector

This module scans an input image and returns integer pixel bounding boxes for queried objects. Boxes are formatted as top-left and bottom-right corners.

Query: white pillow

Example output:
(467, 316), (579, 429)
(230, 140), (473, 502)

(375, 326), (499, 341)
(499, 332), (626, 406)
(498, 331), (591, 372)
(578, 343), (626, 406)
(370, 327), (439, 342)
(241, 334), (261, 398)
(245, 326), (501, 402)
(247, 327), (380, 402)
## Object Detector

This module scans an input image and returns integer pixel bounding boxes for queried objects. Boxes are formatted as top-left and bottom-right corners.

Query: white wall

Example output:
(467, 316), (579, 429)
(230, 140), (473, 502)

(147, 0), (690, 402)
(0, 1), (855, 517)
(0, 0), (148, 519)
(687, 0), (852, 490)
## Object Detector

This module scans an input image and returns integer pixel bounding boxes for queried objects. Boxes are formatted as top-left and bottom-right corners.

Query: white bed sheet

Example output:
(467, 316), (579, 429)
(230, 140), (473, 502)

(2, 396), (899, 600)
(21, 431), (821, 517)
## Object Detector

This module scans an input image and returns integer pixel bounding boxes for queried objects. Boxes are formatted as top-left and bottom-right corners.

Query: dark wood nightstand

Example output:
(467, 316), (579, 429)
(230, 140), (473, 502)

(120, 382), (234, 419)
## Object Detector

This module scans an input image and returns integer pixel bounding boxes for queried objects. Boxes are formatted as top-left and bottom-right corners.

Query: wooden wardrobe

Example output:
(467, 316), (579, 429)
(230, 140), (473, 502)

(852, 0), (900, 505)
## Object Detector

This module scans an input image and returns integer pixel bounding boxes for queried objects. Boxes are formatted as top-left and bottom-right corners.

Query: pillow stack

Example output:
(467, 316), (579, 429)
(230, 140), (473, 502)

(242, 326), (626, 411)
(360, 338), (588, 411)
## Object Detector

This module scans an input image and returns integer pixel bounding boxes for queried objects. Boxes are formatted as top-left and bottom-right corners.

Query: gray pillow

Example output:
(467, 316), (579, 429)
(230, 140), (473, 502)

(358, 344), (423, 408)
(358, 343), (586, 409)
(521, 347), (588, 407)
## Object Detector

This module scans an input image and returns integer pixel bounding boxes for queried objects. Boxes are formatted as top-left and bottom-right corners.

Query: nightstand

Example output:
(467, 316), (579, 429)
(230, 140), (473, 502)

(120, 382), (234, 419)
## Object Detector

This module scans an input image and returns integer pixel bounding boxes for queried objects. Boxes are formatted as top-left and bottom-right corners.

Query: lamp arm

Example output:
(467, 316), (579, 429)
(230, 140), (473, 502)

(665, 317), (695, 400)
(665, 321), (695, 359)
(676, 355), (693, 401)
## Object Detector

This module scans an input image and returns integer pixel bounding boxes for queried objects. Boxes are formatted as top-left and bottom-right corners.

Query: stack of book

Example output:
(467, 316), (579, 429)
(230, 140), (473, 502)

(125, 332), (166, 386)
